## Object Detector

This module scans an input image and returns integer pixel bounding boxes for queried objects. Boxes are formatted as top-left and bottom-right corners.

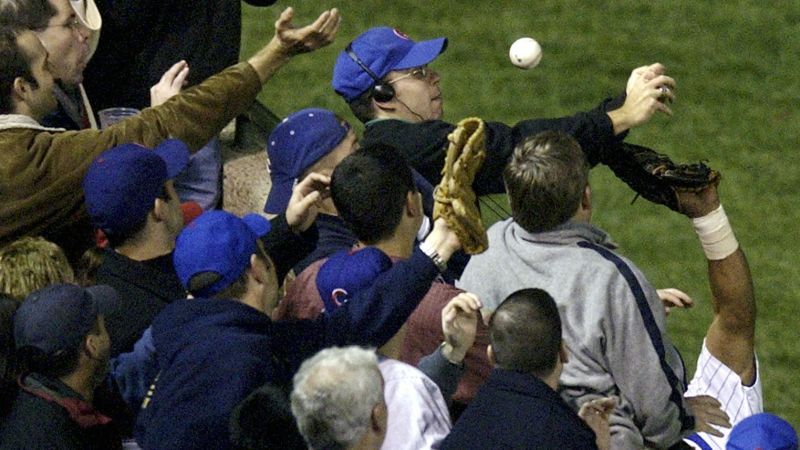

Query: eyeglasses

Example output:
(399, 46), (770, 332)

(386, 66), (431, 84)
(38, 17), (83, 32)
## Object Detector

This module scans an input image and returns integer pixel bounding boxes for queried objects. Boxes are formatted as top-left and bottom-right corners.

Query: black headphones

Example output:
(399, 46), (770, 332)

(345, 44), (395, 102)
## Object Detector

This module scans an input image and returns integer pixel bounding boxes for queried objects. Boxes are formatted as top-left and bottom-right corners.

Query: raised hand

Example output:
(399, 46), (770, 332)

(610, 62), (676, 134)
(150, 60), (190, 107)
(273, 7), (341, 56)
(285, 172), (331, 232)
(441, 292), (482, 363)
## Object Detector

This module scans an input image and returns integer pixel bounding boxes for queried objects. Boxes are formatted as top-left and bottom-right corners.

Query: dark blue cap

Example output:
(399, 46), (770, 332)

(83, 139), (190, 236)
(332, 27), (447, 102)
(264, 108), (350, 214)
(728, 413), (798, 450)
(316, 247), (392, 313)
(14, 283), (118, 354)
(174, 210), (272, 298)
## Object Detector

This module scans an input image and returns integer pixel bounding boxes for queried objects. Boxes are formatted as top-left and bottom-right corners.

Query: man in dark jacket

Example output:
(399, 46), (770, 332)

(83, 140), (190, 356)
(0, 284), (121, 449)
(331, 27), (675, 198)
(441, 288), (614, 450)
(134, 180), (462, 449)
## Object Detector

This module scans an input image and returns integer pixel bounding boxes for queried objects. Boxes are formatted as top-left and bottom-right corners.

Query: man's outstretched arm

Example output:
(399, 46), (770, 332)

(678, 184), (756, 385)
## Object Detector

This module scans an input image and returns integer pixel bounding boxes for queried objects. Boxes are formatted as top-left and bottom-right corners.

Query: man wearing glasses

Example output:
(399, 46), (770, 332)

(0, 0), (101, 129)
(332, 27), (676, 207)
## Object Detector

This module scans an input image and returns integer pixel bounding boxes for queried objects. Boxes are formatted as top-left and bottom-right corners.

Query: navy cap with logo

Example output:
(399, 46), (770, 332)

(83, 139), (190, 236)
(174, 210), (272, 298)
(316, 247), (392, 314)
(264, 108), (349, 214)
(14, 283), (117, 355)
(332, 27), (448, 102)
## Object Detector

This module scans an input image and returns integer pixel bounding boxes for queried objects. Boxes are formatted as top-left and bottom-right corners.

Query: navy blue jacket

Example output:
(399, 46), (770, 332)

(134, 247), (438, 450)
(441, 368), (598, 450)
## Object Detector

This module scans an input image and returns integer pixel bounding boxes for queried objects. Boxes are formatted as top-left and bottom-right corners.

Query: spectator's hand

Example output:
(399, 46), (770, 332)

(272, 7), (341, 56)
(609, 62), (676, 134)
(285, 172), (330, 233)
(441, 292), (482, 364)
(676, 183), (721, 219)
(578, 397), (617, 450)
(422, 218), (462, 262)
(150, 60), (190, 107)
(686, 395), (731, 437)
(657, 288), (694, 316)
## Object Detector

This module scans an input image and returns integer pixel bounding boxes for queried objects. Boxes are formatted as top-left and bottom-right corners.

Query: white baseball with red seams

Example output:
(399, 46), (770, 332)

(509, 37), (542, 69)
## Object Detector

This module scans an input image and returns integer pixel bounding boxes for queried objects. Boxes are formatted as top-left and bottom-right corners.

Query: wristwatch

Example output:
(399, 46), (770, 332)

(419, 240), (447, 272)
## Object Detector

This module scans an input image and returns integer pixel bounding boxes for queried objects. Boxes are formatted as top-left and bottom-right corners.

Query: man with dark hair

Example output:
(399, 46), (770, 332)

(458, 131), (727, 448)
(442, 288), (613, 450)
(275, 143), (491, 413)
(0, 283), (120, 448)
(0, 7), (340, 262)
(133, 174), (463, 449)
(82, 140), (190, 356)
(0, 0), (101, 129)
(331, 27), (674, 201)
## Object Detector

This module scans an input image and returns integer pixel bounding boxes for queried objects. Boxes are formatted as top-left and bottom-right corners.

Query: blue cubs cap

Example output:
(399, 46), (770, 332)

(264, 108), (350, 214)
(174, 210), (272, 298)
(14, 283), (117, 355)
(727, 413), (798, 450)
(316, 247), (392, 313)
(83, 139), (190, 236)
(332, 27), (448, 102)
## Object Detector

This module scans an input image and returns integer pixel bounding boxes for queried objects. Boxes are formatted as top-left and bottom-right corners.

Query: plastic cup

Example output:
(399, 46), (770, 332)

(98, 107), (140, 128)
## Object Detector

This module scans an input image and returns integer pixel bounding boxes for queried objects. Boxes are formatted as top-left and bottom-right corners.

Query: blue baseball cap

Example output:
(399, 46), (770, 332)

(264, 108), (350, 214)
(174, 210), (272, 298)
(83, 139), (190, 236)
(316, 247), (392, 313)
(332, 27), (448, 102)
(727, 413), (798, 450)
(14, 283), (117, 354)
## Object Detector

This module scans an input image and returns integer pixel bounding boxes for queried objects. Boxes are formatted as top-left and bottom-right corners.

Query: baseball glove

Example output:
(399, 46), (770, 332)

(608, 142), (720, 212)
(433, 117), (489, 254)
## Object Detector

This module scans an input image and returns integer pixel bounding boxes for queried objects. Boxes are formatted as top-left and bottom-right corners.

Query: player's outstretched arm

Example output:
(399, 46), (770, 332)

(247, 7), (341, 83)
(677, 184), (756, 385)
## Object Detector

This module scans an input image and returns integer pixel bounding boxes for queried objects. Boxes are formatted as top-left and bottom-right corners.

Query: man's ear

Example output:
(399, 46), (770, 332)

(371, 401), (388, 433)
(581, 184), (592, 211)
(84, 331), (102, 359)
(405, 191), (421, 218)
(248, 254), (266, 284)
(487, 344), (496, 366)
(12, 77), (31, 101)
(152, 197), (169, 223)
(559, 342), (569, 364)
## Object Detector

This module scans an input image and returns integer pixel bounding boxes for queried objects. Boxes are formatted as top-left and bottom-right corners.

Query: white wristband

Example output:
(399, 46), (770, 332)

(692, 205), (739, 260)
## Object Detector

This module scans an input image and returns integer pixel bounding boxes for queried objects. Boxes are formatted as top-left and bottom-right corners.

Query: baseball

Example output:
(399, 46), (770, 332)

(509, 37), (542, 69)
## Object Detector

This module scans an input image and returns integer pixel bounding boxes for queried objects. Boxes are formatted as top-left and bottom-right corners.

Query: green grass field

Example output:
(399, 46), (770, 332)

(241, 1), (800, 426)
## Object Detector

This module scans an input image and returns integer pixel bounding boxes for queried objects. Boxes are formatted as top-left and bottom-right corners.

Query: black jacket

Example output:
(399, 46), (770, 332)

(362, 94), (627, 196)
(96, 249), (186, 357)
(441, 368), (598, 449)
(84, 0), (276, 112)
(0, 373), (122, 449)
